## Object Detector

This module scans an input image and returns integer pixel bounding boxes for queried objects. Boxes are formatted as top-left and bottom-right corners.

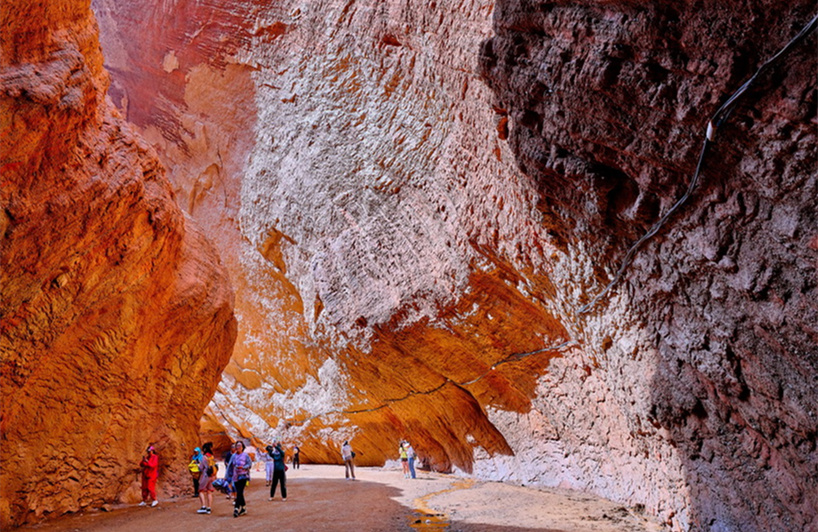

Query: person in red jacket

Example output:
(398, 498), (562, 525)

(139, 445), (159, 507)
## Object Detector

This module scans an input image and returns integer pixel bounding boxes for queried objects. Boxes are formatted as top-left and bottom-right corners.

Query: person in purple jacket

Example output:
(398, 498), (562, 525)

(230, 441), (252, 517)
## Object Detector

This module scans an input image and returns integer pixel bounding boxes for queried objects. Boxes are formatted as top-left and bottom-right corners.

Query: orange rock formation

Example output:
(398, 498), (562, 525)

(91, 0), (574, 473)
(3, 0), (814, 530)
(0, 0), (236, 527)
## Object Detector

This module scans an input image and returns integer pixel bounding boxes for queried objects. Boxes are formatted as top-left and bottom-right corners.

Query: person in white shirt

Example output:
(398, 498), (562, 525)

(405, 442), (417, 479)
(261, 445), (275, 486)
(341, 441), (355, 480)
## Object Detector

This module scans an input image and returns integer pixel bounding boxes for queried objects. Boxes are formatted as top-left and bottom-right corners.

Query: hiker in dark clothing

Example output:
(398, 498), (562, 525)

(292, 444), (301, 469)
(269, 442), (287, 501)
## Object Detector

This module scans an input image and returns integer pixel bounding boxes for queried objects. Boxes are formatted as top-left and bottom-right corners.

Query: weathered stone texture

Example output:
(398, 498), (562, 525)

(482, 2), (817, 530)
(92, 0), (574, 472)
(92, 0), (816, 530)
(0, 0), (236, 527)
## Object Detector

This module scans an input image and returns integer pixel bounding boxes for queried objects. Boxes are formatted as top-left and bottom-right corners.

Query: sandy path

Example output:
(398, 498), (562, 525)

(22, 465), (664, 531)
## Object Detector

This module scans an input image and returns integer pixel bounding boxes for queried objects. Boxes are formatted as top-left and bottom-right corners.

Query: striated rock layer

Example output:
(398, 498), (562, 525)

(0, 0), (237, 527)
(92, 0), (816, 530)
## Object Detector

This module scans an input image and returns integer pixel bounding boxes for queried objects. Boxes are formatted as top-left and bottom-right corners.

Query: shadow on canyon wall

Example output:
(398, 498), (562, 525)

(60, 0), (816, 529)
(480, 1), (817, 530)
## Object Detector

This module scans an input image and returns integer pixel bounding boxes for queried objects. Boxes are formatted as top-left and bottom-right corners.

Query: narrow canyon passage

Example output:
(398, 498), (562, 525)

(2, 0), (815, 531)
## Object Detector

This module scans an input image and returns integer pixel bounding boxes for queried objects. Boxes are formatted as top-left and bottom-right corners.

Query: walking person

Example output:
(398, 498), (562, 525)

(196, 442), (216, 514)
(292, 444), (301, 469)
(269, 442), (288, 500)
(399, 441), (409, 478)
(342, 441), (355, 480)
(405, 441), (417, 479)
(139, 445), (159, 507)
(230, 441), (252, 517)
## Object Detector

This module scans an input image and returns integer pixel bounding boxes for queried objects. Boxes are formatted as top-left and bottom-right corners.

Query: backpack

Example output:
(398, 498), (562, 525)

(212, 478), (229, 494)
(206, 454), (218, 476)
(188, 459), (200, 474)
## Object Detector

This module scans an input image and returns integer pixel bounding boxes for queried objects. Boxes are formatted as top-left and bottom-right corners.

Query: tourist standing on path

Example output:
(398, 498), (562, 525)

(196, 442), (216, 514)
(139, 445), (159, 507)
(262, 445), (275, 485)
(230, 441), (252, 517)
(189, 447), (202, 497)
(399, 442), (409, 478)
(405, 442), (417, 479)
(342, 441), (355, 480)
(292, 444), (301, 469)
(224, 443), (236, 500)
(269, 442), (288, 500)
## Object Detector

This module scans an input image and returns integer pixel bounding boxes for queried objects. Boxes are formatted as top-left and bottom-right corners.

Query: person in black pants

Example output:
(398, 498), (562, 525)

(269, 442), (287, 501)
(292, 445), (300, 469)
(189, 447), (202, 497)
(230, 441), (252, 517)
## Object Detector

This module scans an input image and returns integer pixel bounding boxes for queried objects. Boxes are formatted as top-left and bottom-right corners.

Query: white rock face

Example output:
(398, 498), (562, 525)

(236, 1), (539, 347)
(234, 0), (692, 516)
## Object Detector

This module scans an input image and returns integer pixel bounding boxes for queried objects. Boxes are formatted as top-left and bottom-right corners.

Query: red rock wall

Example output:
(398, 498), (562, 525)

(90, 0), (816, 530)
(0, 0), (237, 527)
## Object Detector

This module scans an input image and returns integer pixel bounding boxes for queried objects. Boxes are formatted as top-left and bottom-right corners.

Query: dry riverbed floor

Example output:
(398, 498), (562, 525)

(23, 465), (665, 531)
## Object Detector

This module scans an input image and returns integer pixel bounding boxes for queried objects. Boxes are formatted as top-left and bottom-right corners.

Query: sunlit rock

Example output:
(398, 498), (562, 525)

(0, 1), (236, 527)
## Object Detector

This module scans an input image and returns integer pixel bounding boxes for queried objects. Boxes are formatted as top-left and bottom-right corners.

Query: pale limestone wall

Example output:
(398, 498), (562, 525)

(88, 0), (690, 527)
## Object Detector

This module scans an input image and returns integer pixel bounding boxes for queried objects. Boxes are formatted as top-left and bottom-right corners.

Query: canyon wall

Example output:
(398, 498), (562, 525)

(92, 0), (571, 469)
(480, 2), (817, 530)
(92, 0), (816, 531)
(0, 0), (237, 527)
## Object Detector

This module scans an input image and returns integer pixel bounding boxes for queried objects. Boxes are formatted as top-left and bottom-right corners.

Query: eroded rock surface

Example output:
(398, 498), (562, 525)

(481, 2), (817, 530)
(91, 0), (816, 530)
(0, 1), (236, 527)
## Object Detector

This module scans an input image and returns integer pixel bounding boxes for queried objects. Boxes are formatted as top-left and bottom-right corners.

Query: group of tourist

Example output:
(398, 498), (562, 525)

(194, 440), (294, 516)
(137, 437), (418, 517)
